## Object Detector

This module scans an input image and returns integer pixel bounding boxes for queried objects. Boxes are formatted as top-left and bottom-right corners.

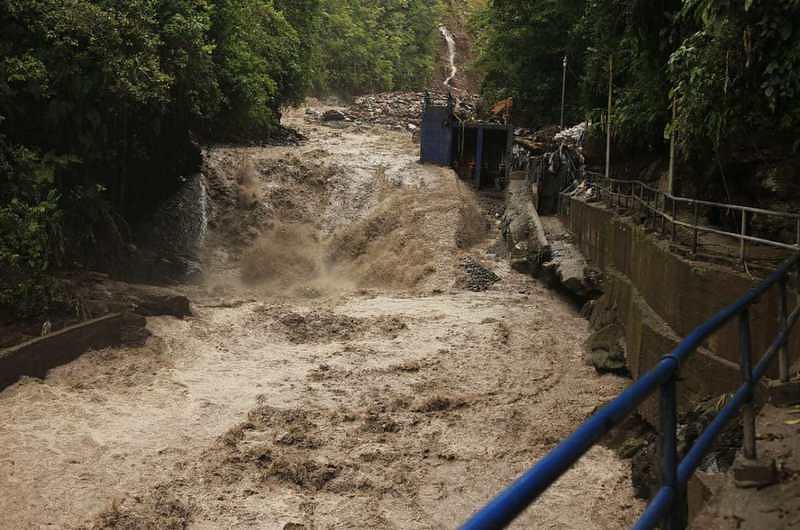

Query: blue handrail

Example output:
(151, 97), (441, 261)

(461, 253), (800, 530)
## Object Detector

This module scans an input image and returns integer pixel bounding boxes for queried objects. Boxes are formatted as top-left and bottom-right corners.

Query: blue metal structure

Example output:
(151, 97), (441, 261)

(461, 253), (800, 530)
(420, 93), (454, 166)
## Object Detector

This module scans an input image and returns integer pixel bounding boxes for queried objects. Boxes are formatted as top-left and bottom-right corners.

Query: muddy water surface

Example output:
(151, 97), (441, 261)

(0, 108), (642, 529)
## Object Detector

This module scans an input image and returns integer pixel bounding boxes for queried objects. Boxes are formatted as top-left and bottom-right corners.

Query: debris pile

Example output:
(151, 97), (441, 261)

(565, 180), (599, 202)
(460, 257), (501, 292)
(345, 91), (480, 128)
(554, 122), (588, 146)
(514, 125), (561, 154)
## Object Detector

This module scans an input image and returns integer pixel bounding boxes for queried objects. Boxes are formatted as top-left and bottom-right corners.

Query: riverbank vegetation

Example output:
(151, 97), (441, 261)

(0, 0), (443, 317)
(473, 0), (800, 196)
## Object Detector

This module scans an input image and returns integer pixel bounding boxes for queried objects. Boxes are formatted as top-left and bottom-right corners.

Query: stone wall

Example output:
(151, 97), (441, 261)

(563, 198), (798, 420)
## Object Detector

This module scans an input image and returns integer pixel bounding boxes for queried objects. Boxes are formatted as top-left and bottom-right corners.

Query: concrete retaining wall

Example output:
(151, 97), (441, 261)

(0, 313), (125, 391)
(564, 199), (798, 419)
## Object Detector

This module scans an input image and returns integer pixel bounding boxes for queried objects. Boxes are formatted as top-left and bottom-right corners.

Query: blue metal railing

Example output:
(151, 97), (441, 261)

(461, 253), (800, 530)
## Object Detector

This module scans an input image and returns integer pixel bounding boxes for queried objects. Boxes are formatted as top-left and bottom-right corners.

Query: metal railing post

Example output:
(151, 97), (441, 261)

(629, 182), (633, 209)
(461, 254), (800, 530)
(739, 309), (756, 460)
(638, 182), (642, 217)
(656, 192), (662, 233)
(656, 192), (661, 233)
(796, 216), (800, 248)
(779, 277), (790, 382)
(660, 374), (686, 530)
(672, 198), (677, 242)
(612, 182), (616, 209)
(740, 210), (747, 265)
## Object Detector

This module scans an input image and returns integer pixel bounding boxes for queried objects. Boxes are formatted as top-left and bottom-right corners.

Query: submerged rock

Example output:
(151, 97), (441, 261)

(585, 323), (628, 375)
(322, 109), (347, 122)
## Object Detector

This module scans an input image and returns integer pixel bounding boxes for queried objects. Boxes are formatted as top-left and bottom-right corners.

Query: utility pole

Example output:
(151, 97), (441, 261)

(605, 55), (613, 180)
(668, 99), (676, 195)
(560, 55), (567, 130)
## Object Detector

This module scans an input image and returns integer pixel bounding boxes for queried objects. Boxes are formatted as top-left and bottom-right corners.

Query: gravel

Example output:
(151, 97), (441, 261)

(461, 257), (501, 292)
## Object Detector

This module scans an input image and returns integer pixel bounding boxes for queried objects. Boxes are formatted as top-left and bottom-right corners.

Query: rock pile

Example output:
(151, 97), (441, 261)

(460, 257), (501, 292)
(345, 91), (480, 128)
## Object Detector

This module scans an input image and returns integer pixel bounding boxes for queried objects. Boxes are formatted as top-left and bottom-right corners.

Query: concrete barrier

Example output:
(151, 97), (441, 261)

(0, 313), (125, 391)
(564, 198), (798, 422)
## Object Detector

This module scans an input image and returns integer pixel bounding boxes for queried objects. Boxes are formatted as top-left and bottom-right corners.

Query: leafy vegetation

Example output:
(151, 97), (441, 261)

(471, 0), (585, 125)
(0, 0), (443, 318)
(473, 0), (800, 168)
(311, 0), (442, 96)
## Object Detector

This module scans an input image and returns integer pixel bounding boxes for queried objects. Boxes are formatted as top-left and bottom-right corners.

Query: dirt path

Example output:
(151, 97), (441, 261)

(0, 108), (642, 529)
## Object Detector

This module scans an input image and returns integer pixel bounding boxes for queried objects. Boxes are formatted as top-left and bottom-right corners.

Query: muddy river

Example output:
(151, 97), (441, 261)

(0, 108), (642, 529)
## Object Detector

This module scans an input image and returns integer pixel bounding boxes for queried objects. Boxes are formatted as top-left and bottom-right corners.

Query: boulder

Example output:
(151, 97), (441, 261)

(69, 274), (192, 320)
(502, 174), (551, 272)
(118, 283), (192, 317)
(585, 322), (627, 375)
(322, 109), (347, 122)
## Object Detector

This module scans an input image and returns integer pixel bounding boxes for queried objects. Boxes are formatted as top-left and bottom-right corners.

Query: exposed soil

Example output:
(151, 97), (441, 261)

(0, 105), (643, 529)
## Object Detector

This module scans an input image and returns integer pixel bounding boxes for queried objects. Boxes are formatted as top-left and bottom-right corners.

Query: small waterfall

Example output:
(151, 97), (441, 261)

(439, 25), (458, 89)
(138, 174), (208, 281)
(197, 177), (208, 247)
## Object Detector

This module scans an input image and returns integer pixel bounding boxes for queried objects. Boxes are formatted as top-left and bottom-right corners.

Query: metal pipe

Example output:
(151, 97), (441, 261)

(462, 255), (800, 530)
(668, 99), (676, 196)
(779, 278), (790, 382)
(601, 176), (800, 219)
(633, 486), (675, 530)
(672, 198), (677, 241)
(677, 382), (751, 484)
(460, 356), (679, 530)
(753, 303), (800, 382)
(796, 217), (800, 247)
(739, 310), (756, 459)
(740, 210), (747, 265)
(660, 376), (685, 530)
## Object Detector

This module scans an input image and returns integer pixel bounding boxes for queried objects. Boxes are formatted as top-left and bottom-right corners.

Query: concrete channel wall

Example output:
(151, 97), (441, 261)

(562, 198), (799, 420)
(0, 313), (125, 391)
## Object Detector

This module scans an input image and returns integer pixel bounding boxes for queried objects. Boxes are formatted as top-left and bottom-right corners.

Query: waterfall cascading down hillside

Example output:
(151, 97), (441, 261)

(136, 174), (209, 282)
(439, 25), (458, 90)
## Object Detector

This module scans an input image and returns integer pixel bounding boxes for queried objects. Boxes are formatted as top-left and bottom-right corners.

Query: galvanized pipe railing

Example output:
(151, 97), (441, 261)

(576, 175), (800, 262)
(461, 253), (799, 530)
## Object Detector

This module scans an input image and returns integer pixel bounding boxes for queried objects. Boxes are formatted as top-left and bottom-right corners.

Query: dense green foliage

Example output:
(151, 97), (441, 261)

(473, 0), (800, 162)
(0, 0), (443, 317)
(312, 0), (442, 96)
(472, 0), (586, 125)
